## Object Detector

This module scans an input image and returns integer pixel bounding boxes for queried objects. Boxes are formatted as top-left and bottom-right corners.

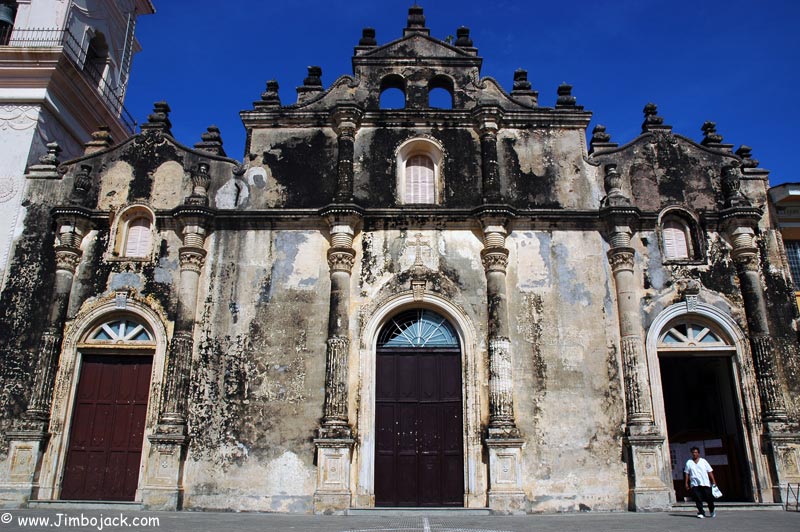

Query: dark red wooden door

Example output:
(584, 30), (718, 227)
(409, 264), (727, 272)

(61, 354), (152, 501)
(375, 348), (463, 507)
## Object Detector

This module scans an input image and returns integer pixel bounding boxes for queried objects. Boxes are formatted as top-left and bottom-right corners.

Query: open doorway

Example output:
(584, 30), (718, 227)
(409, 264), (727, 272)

(658, 322), (752, 502)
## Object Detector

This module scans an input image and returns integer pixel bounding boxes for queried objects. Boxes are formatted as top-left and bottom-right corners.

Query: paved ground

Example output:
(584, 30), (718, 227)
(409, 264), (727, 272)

(0, 509), (797, 532)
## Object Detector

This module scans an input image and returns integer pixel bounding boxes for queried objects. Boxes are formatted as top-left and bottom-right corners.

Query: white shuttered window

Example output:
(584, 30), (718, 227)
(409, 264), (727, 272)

(405, 155), (435, 204)
(124, 217), (152, 257)
(662, 220), (689, 260)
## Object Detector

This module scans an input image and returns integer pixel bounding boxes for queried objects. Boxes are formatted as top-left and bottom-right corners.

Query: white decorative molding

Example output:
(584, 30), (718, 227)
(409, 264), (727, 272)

(0, 176), (17, 203)
(0, 105), (40, 131)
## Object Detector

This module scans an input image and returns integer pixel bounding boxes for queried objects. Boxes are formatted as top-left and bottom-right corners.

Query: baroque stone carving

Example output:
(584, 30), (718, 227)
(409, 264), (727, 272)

(179, 246), (207, 273)
(54, 247), (83, 273)
(481, 248), (509, 272)
(607, 248), (635, 272)
(750, 335), (788, 421)
(327, 248), (355, 272)
(322, 336), (349, 423)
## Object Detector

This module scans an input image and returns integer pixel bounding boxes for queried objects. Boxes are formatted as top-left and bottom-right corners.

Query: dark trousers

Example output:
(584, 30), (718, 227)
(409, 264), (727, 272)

(691, 485), (715, 514)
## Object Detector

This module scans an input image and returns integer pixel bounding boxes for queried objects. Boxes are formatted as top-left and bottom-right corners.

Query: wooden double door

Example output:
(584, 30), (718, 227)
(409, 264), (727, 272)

(61, 354), (152, 501)
(375, 348), (464, 507)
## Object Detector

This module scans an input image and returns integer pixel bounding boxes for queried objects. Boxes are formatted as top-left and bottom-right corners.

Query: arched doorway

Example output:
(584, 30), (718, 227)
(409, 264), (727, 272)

(374, 309), (464, 507)
(655, 317), (752, 502)
(60, 316), (155, 501)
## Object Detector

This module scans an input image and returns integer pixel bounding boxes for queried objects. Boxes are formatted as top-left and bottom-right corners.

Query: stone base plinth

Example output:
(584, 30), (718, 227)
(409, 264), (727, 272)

(0, 431), (48, 506)
(140, 428), (186, 510)
(625, 428), (672, 511)
(486, 437), (526, 514)
(313, 437), (354, 514)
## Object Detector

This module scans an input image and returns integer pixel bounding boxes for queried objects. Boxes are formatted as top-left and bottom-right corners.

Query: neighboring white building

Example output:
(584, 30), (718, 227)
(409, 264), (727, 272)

(0, 0), (154, 290)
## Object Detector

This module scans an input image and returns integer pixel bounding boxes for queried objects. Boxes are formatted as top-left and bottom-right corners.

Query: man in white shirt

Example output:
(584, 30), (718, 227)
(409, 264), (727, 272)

(684, 446), (718, 518)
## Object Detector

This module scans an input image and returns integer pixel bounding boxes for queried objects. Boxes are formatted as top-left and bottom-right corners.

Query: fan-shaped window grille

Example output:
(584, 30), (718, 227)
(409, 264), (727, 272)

(87, 318), (154, 344)
(405, 155), (435, 204)
(658, 321), (730, 352)
(378, 309), (458, 348)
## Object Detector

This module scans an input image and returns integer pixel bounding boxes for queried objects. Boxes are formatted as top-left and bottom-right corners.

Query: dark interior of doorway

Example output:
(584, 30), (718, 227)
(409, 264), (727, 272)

(659, 355), (751, 502)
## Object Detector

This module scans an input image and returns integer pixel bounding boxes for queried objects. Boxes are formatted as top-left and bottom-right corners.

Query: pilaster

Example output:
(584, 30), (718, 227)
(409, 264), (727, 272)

(477, 210), (525, 513)
(600, 168), (671, 510)
(314, 207), (361, 513)
(1, 207), (89, 505)
(141, 203), (212, 510)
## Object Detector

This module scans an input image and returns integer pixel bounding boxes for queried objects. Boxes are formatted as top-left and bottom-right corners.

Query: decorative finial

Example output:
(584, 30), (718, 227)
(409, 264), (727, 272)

(513, 69), (531, 91)
(296, 67), (324, 103)
(194, 125), (226, 157)
(455, 27), (473, 47)
(256, 80), (281, 108)
(641, 102), (671, 133)
(555, 82), (580, 109)
(404, 5), (430, 36)
(701, 121), (724, 146)
(141, 101), (172, 136)
(407, 5), (425, 28)
(41, 142), (62, 166)
(83, 126), (114, 154)
(736, 145), (759, 168)
(589, 125), (618, 154)
(510, 69), (538, 107)
(359, 27), (377, 46)
(25, 142), (61, 179)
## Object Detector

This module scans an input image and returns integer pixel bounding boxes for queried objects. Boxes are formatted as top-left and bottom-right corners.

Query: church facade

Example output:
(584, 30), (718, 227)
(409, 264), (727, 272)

(1, 7), (799, 514)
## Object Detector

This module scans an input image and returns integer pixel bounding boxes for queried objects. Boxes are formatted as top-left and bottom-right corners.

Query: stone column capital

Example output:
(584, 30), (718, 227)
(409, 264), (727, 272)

(607, 247), (635, 273)
(481, 248), (509, 273)
(54, 246), (83, 273)
(331, 103), (364, 134)
(179, 247), (207, 273)
(327, 248), (356, 273)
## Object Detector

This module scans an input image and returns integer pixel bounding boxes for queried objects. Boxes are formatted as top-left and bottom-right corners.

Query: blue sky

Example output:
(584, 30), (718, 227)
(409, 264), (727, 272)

(125, 1), (800, 185)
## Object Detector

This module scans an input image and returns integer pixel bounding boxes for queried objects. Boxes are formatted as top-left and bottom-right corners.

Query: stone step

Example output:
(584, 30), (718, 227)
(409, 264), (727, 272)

(27, 500), (144, 511)
(347, 507), (491, 516)
(672, 502), (785, 512)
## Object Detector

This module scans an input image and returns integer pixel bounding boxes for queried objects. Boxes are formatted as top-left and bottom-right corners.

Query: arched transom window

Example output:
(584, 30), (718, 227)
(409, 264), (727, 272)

(658, 320), (731, 353)
(85, 317), (154, 345)
(378, 309), (458, 348)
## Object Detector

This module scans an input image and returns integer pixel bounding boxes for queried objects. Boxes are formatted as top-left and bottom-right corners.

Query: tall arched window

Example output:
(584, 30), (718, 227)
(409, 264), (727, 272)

(124, 217), (152, 257)
(396, 137), (444, 205)
(662, 219), (690, 260)
(405, 154), (435, 204)
(112, 205), (156, 259)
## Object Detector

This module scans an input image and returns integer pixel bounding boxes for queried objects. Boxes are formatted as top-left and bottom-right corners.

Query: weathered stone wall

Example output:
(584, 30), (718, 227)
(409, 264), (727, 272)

(507, 229), (628, 511)
(182, 227), (329, 512)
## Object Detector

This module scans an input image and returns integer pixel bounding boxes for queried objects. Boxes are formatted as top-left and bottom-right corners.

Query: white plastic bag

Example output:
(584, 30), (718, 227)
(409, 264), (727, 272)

(711, 484), (723, 499)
